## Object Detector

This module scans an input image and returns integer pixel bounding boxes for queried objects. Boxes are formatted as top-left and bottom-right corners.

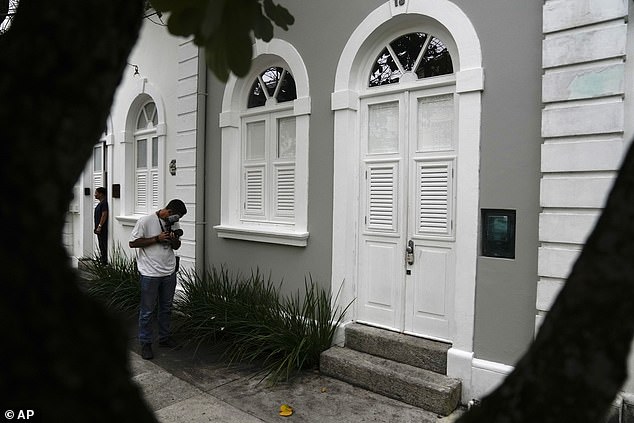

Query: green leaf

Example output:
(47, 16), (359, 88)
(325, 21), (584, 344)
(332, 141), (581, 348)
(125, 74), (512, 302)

(200, 0), (226, 40)
(253, 5), (274, 42)
(167, 8), (205, 37)
(262, 0), (294, 30)
(227, 33), (253, 78)
(158, 0), (294, 82)
(205, 37), (230, 82)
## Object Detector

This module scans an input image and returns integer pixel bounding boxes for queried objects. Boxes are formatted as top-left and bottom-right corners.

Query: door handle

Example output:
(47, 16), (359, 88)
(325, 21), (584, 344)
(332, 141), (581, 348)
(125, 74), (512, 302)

(406, 240), (415, 265)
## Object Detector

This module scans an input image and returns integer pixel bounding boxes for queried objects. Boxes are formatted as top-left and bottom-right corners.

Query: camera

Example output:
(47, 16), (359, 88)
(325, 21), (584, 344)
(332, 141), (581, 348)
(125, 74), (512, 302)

(165, 214), (183, 238)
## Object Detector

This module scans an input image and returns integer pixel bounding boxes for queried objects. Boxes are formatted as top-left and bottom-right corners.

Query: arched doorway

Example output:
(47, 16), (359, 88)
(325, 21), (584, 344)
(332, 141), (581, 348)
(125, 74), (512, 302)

(331, 0), (483, 397)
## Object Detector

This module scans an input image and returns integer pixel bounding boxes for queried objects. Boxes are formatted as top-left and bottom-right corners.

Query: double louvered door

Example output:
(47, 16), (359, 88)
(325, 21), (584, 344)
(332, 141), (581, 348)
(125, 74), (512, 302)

(358, 90), (456, 341)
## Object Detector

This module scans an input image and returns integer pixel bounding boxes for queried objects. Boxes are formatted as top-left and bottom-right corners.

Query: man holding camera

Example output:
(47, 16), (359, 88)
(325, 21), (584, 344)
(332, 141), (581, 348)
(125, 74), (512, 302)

(129, 199), (187, 360)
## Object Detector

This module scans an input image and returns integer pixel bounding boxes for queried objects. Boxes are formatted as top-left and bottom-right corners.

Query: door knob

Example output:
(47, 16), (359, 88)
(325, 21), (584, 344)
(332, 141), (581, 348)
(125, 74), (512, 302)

(406, 240), (414, 265)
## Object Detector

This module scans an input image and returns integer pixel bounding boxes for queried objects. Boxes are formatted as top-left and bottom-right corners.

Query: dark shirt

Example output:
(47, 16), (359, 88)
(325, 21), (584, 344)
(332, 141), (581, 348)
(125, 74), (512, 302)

(94, 199), (109, 232)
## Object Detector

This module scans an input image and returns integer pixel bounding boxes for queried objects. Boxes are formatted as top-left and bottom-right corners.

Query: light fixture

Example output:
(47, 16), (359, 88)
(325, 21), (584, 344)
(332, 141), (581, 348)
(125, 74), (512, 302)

(127, 63), (140, 76)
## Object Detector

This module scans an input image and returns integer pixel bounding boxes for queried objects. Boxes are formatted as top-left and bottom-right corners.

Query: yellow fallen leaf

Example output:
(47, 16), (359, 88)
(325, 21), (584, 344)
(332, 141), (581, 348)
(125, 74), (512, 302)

(320, 387), (327, 393)
(279, 404), (294, 417)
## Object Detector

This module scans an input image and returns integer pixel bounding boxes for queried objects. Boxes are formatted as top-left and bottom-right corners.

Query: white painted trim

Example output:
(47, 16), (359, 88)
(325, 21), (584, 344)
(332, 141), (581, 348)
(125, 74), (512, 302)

(218, 38), (310, 244)
(447, 347), (474, 403)
(456, 68), (485, 93)
(122, 78), (169, 216)
(471, 358), (514, 400)
(447, 349), (515, 403)
(333, 1), (482, 93)
(114, 215), (140, 227)
(214, 224), (308, 247)
(330, 0), (483, 378)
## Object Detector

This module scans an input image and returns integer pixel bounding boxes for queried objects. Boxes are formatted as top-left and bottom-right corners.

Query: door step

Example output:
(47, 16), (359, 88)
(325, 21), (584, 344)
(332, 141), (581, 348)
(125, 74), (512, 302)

(345, 323), (451, 374)
(320, 323), (461, 416)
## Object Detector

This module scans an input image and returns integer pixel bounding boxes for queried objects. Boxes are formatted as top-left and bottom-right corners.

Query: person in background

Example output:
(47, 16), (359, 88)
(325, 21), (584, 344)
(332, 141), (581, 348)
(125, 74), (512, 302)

(93, 187), (108, 264)
(129, 199), (187, 360)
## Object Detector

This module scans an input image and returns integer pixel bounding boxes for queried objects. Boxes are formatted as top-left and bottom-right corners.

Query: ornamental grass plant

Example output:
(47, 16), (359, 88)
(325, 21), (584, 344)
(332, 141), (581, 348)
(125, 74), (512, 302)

(80, 244), (140, 317)
(81, 252), (350, 384)
(173, 266), (351, 383)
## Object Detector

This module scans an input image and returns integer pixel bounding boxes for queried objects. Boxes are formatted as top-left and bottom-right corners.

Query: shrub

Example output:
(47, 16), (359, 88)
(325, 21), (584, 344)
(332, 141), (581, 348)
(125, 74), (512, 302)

(82, 254), (351, 383)
(80, 244), (140, 316)
(174, 266), (351, 383)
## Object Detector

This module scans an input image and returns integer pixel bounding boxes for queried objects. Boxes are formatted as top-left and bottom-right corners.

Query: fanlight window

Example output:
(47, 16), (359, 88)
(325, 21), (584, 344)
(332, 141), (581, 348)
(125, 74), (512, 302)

(369, 32), (453, 87)
(136, 101), (158, 129)
(248, 67), (297, 108)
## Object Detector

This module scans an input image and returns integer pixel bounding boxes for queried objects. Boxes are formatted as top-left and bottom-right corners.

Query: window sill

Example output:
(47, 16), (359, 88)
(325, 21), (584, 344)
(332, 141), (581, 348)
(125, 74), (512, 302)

(214, 224), (309, 247)
(115, 215), (142, 227)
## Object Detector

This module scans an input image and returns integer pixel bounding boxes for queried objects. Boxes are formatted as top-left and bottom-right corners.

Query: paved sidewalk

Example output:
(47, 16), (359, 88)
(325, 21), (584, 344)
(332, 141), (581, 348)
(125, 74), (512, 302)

(128, 340), (466, 423)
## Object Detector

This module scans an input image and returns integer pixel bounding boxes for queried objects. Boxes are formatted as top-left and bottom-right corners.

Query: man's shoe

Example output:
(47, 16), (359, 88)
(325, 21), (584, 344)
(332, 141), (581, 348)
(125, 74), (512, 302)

(158, 337), (181, 349)
(141, 343), (154, 360)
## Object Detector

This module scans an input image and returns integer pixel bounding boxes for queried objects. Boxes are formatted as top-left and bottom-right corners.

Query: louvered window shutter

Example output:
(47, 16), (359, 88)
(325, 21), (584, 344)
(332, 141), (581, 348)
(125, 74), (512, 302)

(417, 160), (453, 236)
(93, 174), (103, 197)
(366, 162), (398, 231)
(150, 169), (160, 210)
(93, 145), (104, 204)
(135, 171), (148, 214)
(275, 165), (295, 217)
(244, 166), (265, 216)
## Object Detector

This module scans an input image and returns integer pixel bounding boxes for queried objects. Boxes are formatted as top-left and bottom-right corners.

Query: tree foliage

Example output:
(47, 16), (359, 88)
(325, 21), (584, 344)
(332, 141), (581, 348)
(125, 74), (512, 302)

(150, 0), (294, 81)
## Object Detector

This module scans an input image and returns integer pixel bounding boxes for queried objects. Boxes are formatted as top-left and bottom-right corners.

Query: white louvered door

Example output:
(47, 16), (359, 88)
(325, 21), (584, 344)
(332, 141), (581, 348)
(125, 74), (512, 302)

(358, 91), (456, 341)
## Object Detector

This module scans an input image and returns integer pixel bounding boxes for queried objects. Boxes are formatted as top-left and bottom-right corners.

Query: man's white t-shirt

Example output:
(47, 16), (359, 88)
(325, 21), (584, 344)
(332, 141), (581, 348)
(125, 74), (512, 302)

(130, 213), (180, 277)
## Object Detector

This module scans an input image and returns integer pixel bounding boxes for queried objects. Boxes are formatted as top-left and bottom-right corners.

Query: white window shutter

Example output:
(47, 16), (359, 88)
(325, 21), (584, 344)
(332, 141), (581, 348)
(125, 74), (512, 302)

(135, 171), (148, 214)
(244, 166), (265, 216)
(151, 169), (160, 210)
(92, 173), (103, 205)
(275, 165), (295, 218)
(416, 160), (453, 236)
(366, 162), (398, 231)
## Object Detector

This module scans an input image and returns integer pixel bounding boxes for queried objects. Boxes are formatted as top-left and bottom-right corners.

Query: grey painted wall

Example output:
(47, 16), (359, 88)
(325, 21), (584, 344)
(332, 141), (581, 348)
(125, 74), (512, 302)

(455, 0), (542, 364)
(204, 0), (385, 297)
(204, 0), (542, 365)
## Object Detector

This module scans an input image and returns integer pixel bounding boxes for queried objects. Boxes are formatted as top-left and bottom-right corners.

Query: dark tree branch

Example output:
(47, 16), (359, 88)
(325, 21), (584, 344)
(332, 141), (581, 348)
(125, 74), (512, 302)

(0, 1), (156, 420)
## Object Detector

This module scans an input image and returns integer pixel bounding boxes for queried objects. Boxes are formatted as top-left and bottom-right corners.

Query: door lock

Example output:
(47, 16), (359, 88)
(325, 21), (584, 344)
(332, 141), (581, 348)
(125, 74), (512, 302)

(406, 240), (415, 265)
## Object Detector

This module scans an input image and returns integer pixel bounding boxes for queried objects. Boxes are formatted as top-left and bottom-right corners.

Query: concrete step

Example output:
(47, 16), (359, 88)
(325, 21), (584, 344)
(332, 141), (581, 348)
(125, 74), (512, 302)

(320, 346), (461, 416)
(345, 323), (451, 374)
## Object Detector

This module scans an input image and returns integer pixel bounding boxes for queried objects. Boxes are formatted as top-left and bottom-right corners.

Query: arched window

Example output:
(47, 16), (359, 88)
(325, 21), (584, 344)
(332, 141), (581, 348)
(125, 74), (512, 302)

(133, 101), (160, 214)
(241, 66), (298, 223)
(330, 0), (484, 378)
(216, 39), (310, 246)
(369, 32), (453, 87)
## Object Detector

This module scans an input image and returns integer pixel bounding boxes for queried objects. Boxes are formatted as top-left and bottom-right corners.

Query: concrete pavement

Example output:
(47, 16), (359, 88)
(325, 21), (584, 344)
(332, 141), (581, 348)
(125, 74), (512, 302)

(128, 340), (466, 423)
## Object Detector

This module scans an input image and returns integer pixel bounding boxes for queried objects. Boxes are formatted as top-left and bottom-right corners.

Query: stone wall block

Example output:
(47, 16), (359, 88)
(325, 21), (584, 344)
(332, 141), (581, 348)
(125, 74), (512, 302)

(543, 24), (626, 68)
(544, 0), (627, 33)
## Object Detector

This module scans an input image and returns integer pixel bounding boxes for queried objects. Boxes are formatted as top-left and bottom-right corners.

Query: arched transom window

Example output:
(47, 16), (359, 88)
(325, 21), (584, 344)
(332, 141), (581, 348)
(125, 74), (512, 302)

(248, 66), (297, 108)
(369, 32), (453, 87)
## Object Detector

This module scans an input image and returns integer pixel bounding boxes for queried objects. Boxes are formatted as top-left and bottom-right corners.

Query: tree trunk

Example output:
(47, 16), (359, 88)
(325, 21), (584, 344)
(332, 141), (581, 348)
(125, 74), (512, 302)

(0, 1), (156, 421)
(458, 140), (634, 422)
